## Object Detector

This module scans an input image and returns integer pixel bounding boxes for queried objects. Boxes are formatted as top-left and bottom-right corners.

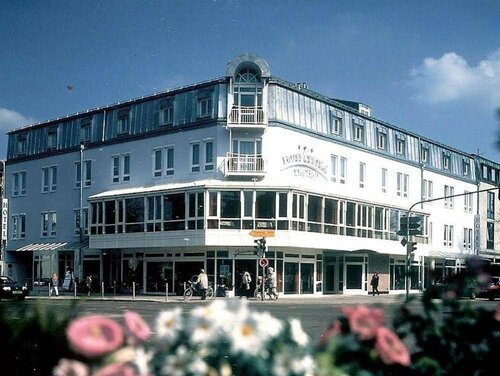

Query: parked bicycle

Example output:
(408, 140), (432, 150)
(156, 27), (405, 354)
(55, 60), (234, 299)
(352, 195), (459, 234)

(253, 278), (278, 300)
(183, 276), (214, 300)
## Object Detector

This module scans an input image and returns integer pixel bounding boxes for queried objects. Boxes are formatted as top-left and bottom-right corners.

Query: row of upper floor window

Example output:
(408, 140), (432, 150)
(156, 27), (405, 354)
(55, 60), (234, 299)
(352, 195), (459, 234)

(10, 140), (215, 196)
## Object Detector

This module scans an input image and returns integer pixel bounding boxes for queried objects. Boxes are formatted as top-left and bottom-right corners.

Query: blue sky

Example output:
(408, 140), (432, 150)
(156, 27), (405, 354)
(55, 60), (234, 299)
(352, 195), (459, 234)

(1, 0), (499, 160)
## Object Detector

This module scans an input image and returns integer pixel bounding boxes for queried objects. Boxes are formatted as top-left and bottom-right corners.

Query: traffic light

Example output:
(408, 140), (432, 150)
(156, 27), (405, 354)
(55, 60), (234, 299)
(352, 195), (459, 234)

(406, 241), (417, 255)
(253, 237), (267, 256)
(397, 216), (423, 236)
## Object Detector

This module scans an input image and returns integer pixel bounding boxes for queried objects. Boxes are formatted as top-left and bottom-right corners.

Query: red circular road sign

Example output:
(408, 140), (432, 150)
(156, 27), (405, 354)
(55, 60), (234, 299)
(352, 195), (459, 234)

(259, 258), (269, 267)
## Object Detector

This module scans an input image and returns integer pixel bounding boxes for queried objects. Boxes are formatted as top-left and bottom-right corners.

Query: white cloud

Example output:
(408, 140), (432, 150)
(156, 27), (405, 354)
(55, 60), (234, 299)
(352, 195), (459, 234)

(0, 108), (37, 158)
(408, 49), (500, 107)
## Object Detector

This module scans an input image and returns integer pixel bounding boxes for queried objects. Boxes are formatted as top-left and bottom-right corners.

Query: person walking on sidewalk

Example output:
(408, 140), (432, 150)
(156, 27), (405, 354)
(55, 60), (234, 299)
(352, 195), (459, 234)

(370, 273), (380, 296)
(197, 269), (208, 300)
(85, 274), (92, 296)
(50, 273), (59, 297)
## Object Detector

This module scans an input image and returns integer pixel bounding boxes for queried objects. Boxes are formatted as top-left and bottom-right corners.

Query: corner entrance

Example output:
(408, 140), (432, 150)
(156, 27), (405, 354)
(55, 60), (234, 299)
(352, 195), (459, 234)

(234, 259), (257, 297)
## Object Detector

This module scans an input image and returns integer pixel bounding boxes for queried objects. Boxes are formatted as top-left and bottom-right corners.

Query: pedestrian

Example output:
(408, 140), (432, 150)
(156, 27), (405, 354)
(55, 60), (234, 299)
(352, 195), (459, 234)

(241, 270), (252, 299)
(267, 267), (277, 298)
(370, 272), (380, 296)
(85, 274), (92, 296)
(197, 269), (208, 300)
(50, 272), (59, 297)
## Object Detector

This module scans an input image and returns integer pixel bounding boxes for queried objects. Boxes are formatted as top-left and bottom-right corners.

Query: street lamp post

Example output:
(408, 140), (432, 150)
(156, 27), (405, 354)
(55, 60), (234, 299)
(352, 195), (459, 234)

(78, 143), (84, 281)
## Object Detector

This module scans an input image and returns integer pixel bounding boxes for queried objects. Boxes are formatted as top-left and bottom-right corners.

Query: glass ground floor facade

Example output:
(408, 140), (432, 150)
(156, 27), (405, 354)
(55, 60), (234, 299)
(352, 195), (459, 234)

(18, 246), (473, 296)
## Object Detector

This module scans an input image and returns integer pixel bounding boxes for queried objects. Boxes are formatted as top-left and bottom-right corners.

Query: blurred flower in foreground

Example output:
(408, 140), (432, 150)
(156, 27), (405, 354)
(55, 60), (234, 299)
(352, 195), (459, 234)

(375, 326), (410, 366)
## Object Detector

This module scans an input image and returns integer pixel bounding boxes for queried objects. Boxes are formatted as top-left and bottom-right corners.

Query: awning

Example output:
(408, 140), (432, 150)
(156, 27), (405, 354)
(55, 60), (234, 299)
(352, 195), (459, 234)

(426, 249), (475, 260)
(16, 239), (88, 252)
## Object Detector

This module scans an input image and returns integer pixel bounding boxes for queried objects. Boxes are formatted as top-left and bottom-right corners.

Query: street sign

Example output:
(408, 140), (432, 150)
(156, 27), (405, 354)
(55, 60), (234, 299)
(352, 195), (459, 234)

(250, 229), (275, 238)
(397, 215), (423, 236)
(259, 258), (269, 267)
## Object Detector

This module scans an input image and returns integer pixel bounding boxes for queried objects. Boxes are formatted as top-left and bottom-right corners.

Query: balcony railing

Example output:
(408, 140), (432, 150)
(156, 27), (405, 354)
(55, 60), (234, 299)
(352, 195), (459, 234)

(225, 153), (266, 176)
(228, 106), (265, 126)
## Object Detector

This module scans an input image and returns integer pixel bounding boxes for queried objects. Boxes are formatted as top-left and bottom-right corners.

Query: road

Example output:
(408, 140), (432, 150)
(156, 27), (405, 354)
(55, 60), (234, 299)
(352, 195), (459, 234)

(12, 294), (499, 342)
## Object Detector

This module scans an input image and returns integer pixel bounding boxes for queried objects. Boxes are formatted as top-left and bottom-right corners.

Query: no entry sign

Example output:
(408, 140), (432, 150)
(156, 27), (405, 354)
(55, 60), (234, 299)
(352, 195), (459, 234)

(259, 258), (269, 267)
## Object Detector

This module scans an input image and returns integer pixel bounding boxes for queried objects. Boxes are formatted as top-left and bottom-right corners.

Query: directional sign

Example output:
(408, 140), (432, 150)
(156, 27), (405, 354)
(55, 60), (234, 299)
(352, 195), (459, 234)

(259, 258), (269, 268)
(250, 230), (275, 238)
(397, 215), (423, 236)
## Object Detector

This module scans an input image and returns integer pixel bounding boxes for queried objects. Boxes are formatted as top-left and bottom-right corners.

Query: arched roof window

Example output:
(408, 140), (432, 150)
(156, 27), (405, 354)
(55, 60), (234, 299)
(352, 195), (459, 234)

(233, 67), (262, 108)
(235, 68), (260, 83)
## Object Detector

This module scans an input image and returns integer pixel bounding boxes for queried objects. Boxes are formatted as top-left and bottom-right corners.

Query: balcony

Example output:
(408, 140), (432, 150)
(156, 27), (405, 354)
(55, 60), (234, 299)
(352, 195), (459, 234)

(224, 153), (266, 177)
(228, 106), (266, 128)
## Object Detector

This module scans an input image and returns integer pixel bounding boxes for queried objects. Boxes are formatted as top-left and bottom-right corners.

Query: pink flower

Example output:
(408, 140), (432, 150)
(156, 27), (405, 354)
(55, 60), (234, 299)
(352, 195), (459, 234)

(343, 305), (385, 340)
(124, 311), (151, 342)
(375, 326), (411, 366)
(52, 359), (89, 376)
(91, 363), (136, 376)
(318, 320), (342, 348)
(66, 315), (124, 357)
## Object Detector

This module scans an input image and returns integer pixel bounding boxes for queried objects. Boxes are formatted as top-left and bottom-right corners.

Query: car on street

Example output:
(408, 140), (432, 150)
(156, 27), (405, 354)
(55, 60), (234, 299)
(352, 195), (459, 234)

(0, 276), (28, 301)
(428, 276), (478, 299)
(476, 276), (500, 301)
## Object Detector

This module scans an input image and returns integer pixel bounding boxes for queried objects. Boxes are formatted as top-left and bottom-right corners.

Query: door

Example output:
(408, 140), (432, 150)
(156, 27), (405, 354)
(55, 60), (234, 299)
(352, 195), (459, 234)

(324, 262), (336, 293)
(345, 264), (363, 292)
(300, 263), (314, 294)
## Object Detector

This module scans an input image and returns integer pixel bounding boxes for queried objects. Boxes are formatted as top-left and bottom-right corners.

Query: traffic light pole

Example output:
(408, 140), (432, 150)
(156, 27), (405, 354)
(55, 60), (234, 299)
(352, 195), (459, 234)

(404, 186), (499, 301)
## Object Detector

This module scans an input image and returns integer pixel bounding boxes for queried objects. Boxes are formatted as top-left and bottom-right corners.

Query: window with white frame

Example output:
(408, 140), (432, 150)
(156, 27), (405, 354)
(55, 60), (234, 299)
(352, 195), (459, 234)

(41, 211), (57, 238)
(377, 130), (387, 150)
(47, 127), (58, 150)
(146, 195), (163, 232)
(12, 171), (26, 196)
(42, 166), (57, 192)
(464, 191), (472, 213)
(487, 191), (494, 219)
(487, 222), (494, 249)
(117, 108), (130, 134)
(74, 208), (89, 236)
(80, 118), (91, 143)
(463, 228), (473, 250)
(339, 157), (347, 184)
(153, 148), (162, 177)
(381, 168), (387, 193)
(159, 101), (174, 125)
(76, 160), (92, 188)
(165, 146), (174, 176)
(396, 138), (405, 156)
(421, 146), (429, 163)
(191, 142), (200, 172)
(396, 173), (409, 197)
(444, 185), (454, 208)
(359, 162), (366, 188)
(353, 122), (364, 142)
(112, 154), (130, 183)
(11, 214), (26, 239)
(331, 155), (338, 182)
(204, 140), (214, 171)
(443, 153), (451, 170)
(423, 179), (433, 200)
(443, 224), (453, 247)
(17, 134), (27, 155)
(463, 159), (470, 176)
(330, 114), (342, 135)
(153, 147), (175, 177)
(198, 96), (213, 118)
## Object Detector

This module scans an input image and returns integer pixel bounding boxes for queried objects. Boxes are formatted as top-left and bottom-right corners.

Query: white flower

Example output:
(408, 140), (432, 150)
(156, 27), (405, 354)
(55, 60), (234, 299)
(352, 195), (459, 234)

(290, 355), (315, 376)
(188, 357), (209, 375)
(289, 318), (309, 347)
(251, 311), (283, 340)
(155, 308), (183, 342)
(161, 345), (189, 376)
(228, 315), (265, 355)
(133, 346), (154, 376)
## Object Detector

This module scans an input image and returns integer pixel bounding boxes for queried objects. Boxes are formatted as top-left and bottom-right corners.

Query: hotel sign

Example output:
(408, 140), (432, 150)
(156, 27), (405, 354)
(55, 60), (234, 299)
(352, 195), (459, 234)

(1, 199), (8, 241)
(281, 145), (328, 180)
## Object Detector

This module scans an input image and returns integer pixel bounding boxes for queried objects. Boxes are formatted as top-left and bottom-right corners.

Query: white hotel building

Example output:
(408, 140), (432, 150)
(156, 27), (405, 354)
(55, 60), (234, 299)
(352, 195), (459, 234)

(3, 54), (484, 296)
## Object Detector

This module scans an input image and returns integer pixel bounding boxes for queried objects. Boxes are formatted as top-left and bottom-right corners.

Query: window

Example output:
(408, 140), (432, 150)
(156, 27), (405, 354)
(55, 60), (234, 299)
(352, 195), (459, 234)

(80, 118), (91, 143)
(487, 191), (495, 219)
(117, 108), (130, 134)
(464, 191), (472, 213)
(381, 168), (387, 193)
(377, 130), (387, 150)
(153, 149), (162, 177)
(11, 214), (26, 239)
(42, 166), (57, 192)
(423, 179), (433, 201)
(198, 97), (213, 118)
(330, 114), (342, 135)
(421, 146), (429, 163)
(443, 153), (451, 170)
(112, 154), (130, 183)
(331, 155), (338, 182)
(76, 160), (92, 188)
(191, 143), (200, 172)
(12, 171), (26, 196)
(482, 164), (489, 179)
(204, 140), (214, 171)
(359, 162), (366, 188)
(396, 173), (409, 197)
(74, 208), (89, 236)
(153, 147), (175, 177)
(444, 224), (454, 247)
(463, 228), (473, 250)
(463, 159), (470, 176)
(166, 147), (174, 176)
(444, 185), (454, 208)
(159, 101), (174, 125)
(47, 127), (58, 150)
(396, 138), (405, 156)
(17, 134), (27, 155)
(353, 122), (364, 142)
(339, 157), (347, 184)
(41, 211), (57, 238)
(487, 222), (494, 249)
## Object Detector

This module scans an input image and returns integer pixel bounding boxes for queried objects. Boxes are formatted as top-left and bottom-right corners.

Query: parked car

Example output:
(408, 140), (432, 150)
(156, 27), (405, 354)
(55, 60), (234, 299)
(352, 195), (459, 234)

(476, 276), (500, 301)
(428, 276), (478, 299)
(0, 276), (28, 301)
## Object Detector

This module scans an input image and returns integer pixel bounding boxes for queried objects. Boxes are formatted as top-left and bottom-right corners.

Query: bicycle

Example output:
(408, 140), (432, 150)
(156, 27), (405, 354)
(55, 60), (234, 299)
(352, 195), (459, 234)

(183, 277), (214, 301)
(253, 280), (278, 300)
